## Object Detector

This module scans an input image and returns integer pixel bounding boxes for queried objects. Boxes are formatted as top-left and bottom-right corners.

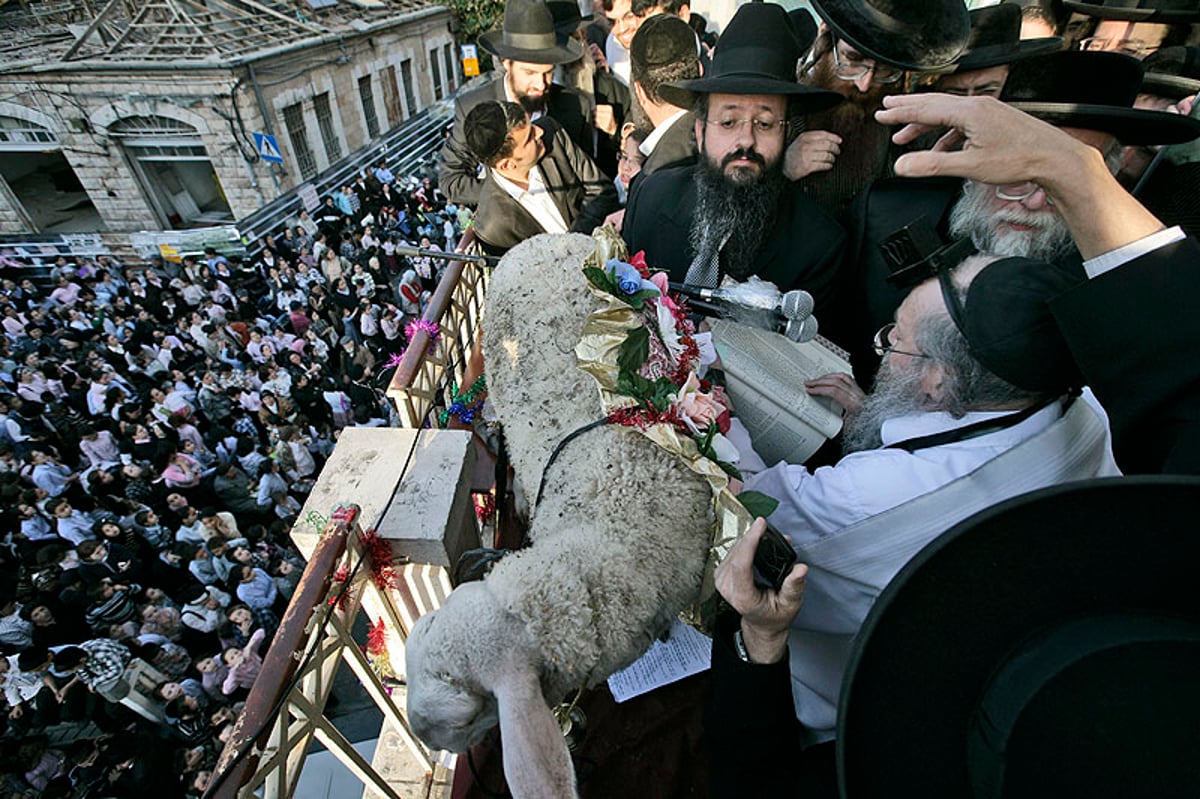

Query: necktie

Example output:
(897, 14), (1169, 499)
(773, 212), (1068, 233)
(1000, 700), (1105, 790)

(684, 230), (729, 287)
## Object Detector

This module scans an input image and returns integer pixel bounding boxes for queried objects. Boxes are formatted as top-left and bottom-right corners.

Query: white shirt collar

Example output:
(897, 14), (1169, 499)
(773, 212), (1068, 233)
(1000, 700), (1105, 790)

(490, 166), (570, 235)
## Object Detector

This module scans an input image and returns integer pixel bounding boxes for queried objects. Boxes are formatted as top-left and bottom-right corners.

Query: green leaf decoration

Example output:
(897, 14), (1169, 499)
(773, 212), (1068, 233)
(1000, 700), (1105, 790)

(622, 288), (662, 310)
(583, 266), (616, 293)
(738, 490), (779, 519)
(617, 327), (650, 374)
(616, 369), (657, 400)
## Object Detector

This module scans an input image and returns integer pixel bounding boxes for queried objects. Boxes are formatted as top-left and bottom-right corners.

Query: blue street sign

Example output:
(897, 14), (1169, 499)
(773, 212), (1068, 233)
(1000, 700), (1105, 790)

(254, 132), (284, 164)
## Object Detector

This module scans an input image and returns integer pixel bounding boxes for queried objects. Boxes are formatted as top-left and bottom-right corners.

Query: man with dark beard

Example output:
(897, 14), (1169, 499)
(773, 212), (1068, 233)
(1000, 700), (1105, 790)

(622, 3), (846, 312)
(719, 252), (1115, 771)
(438, 0), (595, 206)
(790, 0), (970, 221)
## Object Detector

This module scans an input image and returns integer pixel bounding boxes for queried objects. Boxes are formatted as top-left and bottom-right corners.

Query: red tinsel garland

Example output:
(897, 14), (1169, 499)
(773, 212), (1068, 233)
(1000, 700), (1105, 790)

(328, 564), (352, 610)
(361, 529), (400, 590)
(473, 492), (497, 524)
(366, 619), (389, 656)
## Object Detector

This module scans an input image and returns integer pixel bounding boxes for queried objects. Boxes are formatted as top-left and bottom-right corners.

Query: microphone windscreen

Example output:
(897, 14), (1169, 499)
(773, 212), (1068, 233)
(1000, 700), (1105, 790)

(784, 316), (819, 343)
(780, 290), (814, 320)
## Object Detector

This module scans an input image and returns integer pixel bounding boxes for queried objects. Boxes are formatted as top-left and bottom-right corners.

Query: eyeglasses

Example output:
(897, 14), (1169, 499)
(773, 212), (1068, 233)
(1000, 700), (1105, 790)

(832, 42), (903, 84)
(873, 323), (929, 359)
(1078, 37), (1156, 57)
(993, 181), (1056, 205)
(704, 117), (788, 136)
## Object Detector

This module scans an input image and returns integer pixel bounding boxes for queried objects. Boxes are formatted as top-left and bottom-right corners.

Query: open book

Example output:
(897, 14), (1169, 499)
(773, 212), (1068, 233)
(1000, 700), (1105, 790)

(710, 320), (852, 465)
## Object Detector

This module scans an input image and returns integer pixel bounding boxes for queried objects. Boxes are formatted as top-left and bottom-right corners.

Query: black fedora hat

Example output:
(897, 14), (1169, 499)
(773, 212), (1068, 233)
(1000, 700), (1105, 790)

(1064, 0), (1200, 22)
(1001, 50), (1200, 144)
(658, 3), (842, 112)
(479, 0), (584, 65)
(838, 476), (1200, 799)
(1141, 46), (1200, 101)
(787, 8), (819, 55)
(951, 3), (1062, 73)
(808, 0), (971, 71)
(546, 0), (592, 35)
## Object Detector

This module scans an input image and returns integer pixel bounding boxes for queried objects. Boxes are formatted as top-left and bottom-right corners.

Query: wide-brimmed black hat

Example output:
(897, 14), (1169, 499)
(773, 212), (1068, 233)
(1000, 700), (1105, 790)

(658, 3), (842, 112)
(1141, 46), (1200, 100)
(839, 476), (1200, 798)
(479, 0), (583, 65)
(809, 0), (971, 71)
(546, 0), (592, 35)
(786, 8), (819, 55)
(1001, 50), (1200, 144)
(1064, 0), (1200, 22)
(951, 3), (1062, 73)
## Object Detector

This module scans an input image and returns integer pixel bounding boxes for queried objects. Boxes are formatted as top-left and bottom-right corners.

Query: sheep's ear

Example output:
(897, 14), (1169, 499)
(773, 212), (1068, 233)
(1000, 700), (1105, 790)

(493, 672), (579, 799)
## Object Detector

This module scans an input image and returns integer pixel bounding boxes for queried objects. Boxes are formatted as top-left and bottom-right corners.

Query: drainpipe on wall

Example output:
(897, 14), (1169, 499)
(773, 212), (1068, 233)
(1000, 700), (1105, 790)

(247, 62), (283, 196)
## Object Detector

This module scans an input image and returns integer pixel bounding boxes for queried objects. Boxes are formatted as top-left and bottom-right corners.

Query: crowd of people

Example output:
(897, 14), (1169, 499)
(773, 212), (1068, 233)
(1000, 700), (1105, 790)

(0, 160), (467, 797)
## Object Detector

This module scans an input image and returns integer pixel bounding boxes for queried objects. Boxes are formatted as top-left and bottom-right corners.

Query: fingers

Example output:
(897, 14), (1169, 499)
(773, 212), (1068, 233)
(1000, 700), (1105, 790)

(715, 517), (765, 607)
(777, 562), (808, 605)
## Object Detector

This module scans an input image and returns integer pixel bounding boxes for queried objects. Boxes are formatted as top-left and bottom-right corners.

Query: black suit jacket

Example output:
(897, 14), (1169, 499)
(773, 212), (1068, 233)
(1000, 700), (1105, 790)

(1050, 236), (1200, 476)
(640, 111), (697, 177)
(472, 119), (620, 256)
(622, 163), (847, 319)
(438, 76), (593, 206)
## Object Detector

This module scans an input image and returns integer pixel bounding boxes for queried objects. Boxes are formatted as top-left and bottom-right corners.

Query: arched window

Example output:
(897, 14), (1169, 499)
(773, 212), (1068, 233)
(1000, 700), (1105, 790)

(0, 116), (58, 151)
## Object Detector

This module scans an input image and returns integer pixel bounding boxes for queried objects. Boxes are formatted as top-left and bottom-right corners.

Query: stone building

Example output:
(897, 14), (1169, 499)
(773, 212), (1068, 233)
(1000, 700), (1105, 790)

(0, 0), (460, 240)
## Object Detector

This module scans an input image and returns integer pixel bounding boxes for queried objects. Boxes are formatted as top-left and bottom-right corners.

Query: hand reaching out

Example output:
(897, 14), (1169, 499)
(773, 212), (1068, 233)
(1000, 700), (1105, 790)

(784, 130), (843, 180)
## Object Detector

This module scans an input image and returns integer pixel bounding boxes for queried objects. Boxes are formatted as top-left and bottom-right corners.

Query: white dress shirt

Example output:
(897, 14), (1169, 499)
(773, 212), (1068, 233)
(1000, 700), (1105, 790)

(491, 167), (570, 235)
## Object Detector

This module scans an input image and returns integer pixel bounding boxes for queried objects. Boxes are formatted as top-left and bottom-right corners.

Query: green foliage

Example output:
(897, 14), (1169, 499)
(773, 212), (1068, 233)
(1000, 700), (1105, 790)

(439, 0), (505, 72)
(738, 491), (779, 520)
(617, 327), (650, 374)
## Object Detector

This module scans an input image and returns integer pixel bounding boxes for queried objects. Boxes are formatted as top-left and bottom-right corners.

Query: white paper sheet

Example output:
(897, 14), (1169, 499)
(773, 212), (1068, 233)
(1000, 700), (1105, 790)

(606, 619), (713, 703)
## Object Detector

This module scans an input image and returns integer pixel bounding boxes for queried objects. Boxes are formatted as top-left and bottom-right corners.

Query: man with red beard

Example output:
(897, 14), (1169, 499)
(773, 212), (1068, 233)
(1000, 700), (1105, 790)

(790, 0), (970, 222)
(623, 4), (847, 314)
(848, 51), (1200, 376)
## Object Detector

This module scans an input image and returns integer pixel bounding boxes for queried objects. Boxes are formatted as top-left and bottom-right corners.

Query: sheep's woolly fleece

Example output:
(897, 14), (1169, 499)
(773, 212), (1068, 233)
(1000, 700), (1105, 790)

(481, 233), (714, 694)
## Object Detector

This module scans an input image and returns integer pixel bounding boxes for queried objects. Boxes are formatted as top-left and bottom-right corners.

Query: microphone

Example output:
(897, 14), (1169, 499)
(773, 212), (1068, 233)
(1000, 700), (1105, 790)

(669, 279), (818, 342)
(393, 243), (500, 267)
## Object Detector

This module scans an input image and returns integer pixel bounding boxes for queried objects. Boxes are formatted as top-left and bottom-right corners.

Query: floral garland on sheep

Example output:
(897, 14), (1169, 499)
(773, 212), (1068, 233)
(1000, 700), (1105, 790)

(576, 227), (779, 630)
(581, 250), (742, 478)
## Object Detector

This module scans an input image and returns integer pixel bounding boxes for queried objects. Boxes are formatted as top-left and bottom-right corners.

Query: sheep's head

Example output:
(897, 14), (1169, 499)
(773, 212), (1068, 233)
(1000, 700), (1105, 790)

(405, 582), (502, 752)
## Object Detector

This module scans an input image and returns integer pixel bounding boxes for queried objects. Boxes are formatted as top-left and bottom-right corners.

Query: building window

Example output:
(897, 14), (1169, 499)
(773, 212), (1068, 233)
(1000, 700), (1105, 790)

(443, 44), (456, 92)
(430, 49), (444, 101)
(382, 65), (404, 127)
(282, 102), (317, 179)
(313, 92), (342, 163)
(401, 59), (419, 116)
(358, 75), (380, 138)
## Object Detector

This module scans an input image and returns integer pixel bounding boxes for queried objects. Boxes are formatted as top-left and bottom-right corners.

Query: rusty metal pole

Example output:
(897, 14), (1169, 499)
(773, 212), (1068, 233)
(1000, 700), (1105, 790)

(208, 505), (359, 799)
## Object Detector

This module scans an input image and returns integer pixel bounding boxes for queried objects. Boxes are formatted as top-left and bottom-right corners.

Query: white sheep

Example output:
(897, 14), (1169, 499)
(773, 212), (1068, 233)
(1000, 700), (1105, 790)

(405, 233), (716, 798)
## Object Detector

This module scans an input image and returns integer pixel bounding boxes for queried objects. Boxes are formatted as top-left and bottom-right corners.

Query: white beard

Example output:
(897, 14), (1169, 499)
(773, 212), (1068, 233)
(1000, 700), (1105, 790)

(948, 180), (1076, 262)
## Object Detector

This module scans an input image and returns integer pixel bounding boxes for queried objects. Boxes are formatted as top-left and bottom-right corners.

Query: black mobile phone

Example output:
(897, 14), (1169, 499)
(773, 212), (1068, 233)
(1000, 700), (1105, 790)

(752, 525), (797, 593)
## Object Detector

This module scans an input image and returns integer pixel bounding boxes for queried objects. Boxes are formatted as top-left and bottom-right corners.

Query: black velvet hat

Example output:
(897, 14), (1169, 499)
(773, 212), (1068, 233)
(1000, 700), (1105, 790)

(658, 3), (842, 112)
(1141, 46), (1200, 101)
(839, 476), (1200, 799)
(939, 255), (1084, 394)
(808, 0), (971, 71)
(951, 3), (1062, 73)
(786, 8), (819, 55)
(630, 14), (697, 71)
(479, 0), (584, 65)
(1001, 50), (1200, 144)
(1064, 0), (1200, 22)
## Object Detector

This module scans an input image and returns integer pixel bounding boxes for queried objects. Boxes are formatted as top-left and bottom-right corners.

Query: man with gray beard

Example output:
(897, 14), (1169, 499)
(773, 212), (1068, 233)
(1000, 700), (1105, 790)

(728, 252), (1116, 751)
(622, 3), (846, 312)
(849, 50), (1200, 367)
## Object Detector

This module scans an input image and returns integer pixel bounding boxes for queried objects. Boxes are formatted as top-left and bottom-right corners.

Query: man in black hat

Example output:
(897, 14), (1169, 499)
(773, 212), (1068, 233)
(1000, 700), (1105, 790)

(463, 101), (619, 255)
(438, 0), (595, 206)
(705, 248), (1114, 794)
(622, 3), (847, 312)
(792, 0), (970, 219)
(849, 50), (1200, 369)
(627, 14), (700, 178)
(927, 4), (1061, 98)
(879, 90), (1200, 475)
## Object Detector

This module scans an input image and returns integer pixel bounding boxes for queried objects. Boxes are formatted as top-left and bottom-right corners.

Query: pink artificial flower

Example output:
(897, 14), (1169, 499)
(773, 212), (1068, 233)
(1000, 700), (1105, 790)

(629, 250), (650, 278)
(675, 372), (727, 432)
(650, 272), (678, 313)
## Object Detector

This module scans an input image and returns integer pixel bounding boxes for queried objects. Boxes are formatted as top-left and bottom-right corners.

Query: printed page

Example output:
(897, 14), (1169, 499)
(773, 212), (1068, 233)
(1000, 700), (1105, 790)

(606, 619), (712, 703)
(711, 320), (852, 465)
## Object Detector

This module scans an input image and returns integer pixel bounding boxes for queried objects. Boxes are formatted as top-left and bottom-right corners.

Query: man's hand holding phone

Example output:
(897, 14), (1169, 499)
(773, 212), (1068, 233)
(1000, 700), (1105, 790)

(715, 518), (808, 664)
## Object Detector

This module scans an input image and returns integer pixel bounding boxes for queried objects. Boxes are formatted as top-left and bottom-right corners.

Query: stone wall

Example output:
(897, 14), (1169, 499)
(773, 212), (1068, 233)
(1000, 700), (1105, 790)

(0, 6), (454, 238)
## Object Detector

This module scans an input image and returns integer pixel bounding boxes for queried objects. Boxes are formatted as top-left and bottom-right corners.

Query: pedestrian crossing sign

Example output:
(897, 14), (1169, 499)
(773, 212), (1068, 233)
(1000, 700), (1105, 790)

(254, 132), (284, 164)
